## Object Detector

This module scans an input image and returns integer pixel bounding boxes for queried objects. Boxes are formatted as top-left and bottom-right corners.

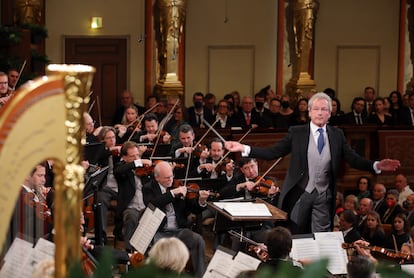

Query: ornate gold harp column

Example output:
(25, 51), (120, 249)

(285, 0), (319, 105)
(153, 0), (187, 100)
(0, 64), (95, 277)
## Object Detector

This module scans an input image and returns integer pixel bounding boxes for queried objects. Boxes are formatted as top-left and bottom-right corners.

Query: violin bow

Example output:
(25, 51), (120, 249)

(202, 118), (227, 143)
(149, 100), (179, 158)
(96, 95), (103, 127)
(11, 59), (27, 93)
(215, 128), (252, 167)
(228, 230), (261, 246)
(88, 99), (96, 114)
(253, 157), (282, 186)
(192, 118), (220, 149)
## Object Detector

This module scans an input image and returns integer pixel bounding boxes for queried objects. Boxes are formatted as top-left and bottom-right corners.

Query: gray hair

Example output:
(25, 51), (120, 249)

(308, 92), (332, 112)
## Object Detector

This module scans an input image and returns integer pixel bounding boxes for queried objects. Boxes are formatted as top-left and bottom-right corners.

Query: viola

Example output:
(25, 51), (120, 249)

(342, 243), (412, 263)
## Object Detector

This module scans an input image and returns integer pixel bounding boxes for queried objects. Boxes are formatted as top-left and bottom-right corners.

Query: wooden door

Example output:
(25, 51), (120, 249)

(65, 37), (127, 126)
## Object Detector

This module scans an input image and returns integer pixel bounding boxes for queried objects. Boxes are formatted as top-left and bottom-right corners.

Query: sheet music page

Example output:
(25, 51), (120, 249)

(0, 238), (33, 278)
(401, 264), (414, 274)
(318, 239), (348, 275)
(34, 238), (55, 258)
(217, 202), (272, 217)
(203, 247), (235, 278)
(314, 231), (345, 242)
(130, 206), (165, 254)
(226, 251), (261, 277)
(290, 238), (319, 262)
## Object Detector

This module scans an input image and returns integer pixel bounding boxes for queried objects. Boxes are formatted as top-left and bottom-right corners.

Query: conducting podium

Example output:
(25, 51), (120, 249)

(208, 198), (287, 233)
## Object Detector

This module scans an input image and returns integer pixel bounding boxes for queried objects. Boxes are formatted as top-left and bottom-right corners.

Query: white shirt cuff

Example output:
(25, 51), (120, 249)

(134, 159), (143, 167)
(373, 161), (381, 174)
(241, 145), (251, 157)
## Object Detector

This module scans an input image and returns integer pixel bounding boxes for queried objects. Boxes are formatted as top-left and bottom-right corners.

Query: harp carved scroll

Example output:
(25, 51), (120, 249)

(0, 64), (95, 277)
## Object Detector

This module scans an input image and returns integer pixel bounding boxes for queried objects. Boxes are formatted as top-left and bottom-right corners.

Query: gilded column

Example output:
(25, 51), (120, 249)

(285, 0), (319, 105)
(153, 0), (187, 100)
(46, 65), (95, 278)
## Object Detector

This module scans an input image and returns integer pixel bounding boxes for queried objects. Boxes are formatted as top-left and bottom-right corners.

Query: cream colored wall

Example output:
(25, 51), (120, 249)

(315, 0), (400, 112)
(45, 0), (146, 105)
(185, 0), (278, 106)
(44, 0), (401, 110)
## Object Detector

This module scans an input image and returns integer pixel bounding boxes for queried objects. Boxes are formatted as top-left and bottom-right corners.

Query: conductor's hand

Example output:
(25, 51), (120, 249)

(225, 141), (245, 152)
(377, 159), (401, 171)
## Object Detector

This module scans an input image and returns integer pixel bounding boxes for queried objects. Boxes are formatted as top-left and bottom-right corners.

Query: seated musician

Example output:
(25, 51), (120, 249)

(135, 112), (171, 144)
(142, 161), (209, 278)
(219, 157), (279, 203)
(113, 141), (152, 252)
(339, 209), (362, 244)
(83, 112), (101, 144)
(195, 137), (235, 181)
(0, 72), (11, 109)
(11, 162), (52, 242)
(170, 124), (199, 179)
(256, 226), (303, 272)
(94, 126), (122, 243)
(114, 105), (141, 144)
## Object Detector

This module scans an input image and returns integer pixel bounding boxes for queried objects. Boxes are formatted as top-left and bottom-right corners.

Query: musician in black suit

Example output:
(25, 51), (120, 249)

(225, 92), (400, 234)
(340, 210), (362, 244)
(113, 141), (152, 252)
(143, 161), (209, 278)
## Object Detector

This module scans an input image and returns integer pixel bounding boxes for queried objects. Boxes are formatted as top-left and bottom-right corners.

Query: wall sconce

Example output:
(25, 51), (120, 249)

(90, 17), (103, 29)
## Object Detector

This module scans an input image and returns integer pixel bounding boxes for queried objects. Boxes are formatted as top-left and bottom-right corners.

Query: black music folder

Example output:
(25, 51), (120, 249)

(83, 166), (109, 199)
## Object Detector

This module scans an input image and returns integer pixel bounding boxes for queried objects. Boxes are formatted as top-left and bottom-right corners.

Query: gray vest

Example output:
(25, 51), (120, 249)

(305, 132), (331, 193)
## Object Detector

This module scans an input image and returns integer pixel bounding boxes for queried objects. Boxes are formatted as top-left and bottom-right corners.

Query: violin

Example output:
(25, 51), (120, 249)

(172, 180), (218, 200)
(228, 230), (268, 262)
(23, 190), (52, 222)
(129, 252), (145, 268)
(342, 243), (412, 263)
(214, 158), (234, 173)
(193, 144), (208, 157)
(252, 176), (276, 196)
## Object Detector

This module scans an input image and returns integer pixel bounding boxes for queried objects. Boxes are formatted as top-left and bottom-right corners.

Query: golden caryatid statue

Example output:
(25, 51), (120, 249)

(286, 0), (319, 105)
(153, 0), (187, 100)
(14, 0), (44, 25)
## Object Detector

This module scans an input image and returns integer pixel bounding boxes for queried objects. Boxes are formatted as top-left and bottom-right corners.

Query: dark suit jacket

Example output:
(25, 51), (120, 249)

(187, 106), (214, 128)
(344, 227), (361, 244)
(343, 112), (368, 125)
(233, 110), (261, 129)
(142, 179), (205, 229)
(249, 124), (375, 221)
(113, 160), (147, 216)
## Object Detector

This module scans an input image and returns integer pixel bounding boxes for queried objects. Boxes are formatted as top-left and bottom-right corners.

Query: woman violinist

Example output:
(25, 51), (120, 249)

(114, 105), (142, 143)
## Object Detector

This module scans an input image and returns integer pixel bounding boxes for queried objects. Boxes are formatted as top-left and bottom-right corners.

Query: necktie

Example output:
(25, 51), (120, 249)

(246, 113), (250, 126)
(317, 128), (324, 154)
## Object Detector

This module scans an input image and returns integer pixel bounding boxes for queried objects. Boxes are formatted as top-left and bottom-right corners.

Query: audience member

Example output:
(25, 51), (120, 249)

(0, 72), (10, 109)
(381, 189), (404, 225)
(357, 198), (373, 232)
(233, 96), (261, 129)
(355, 176), (372, 201)
(147, 237), (190, 275)
(395, 173), (413, 205)
(359, 211), (385, 247)
(343, 97), (367, 125)
(328, 97), (344, 126)
(289, 98), (309, 126)
(367, 97), (393, 126)
(336, 192), (345, 215)
(112, 90), (145, 125)
(383, 213), (410, 251)
(371, 183), (388, 217)
(344, 194), (358, 215)
(188, 92), (214, 128)
(363, 86), (376, 116)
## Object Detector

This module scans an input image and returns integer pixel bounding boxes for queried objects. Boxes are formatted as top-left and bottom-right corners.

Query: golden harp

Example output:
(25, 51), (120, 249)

(0, 64), (95, 277)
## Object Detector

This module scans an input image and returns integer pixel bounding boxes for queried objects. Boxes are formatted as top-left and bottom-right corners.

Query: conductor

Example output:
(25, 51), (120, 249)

(225, 92), (400, 234)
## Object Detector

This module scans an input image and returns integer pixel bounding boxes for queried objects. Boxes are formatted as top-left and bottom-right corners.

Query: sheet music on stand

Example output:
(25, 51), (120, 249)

(290, 231), (348, 275)
(203, 245), (261, 278)
(0, 237), (55, 278)
(212, 201), (272, 217)
(130, 204), (166, 254)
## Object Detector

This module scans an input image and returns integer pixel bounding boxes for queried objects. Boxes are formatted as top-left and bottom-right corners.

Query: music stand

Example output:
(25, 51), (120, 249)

(83, 166), (109, 246)
(83, 142), (105, 165)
